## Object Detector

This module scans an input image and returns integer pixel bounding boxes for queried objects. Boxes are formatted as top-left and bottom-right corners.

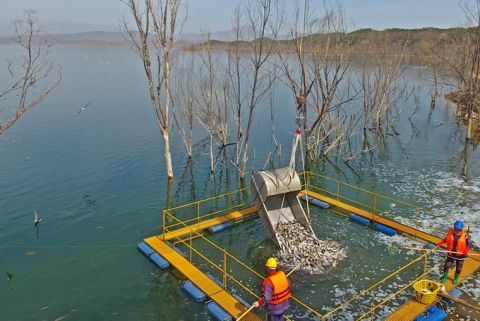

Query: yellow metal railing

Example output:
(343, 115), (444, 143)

(323, 249), (443, 320)
(303, 171), (447, 238)
(162, 188), (248, 235)
(163, 209), (302, 321)
(159, 173), (449, 320)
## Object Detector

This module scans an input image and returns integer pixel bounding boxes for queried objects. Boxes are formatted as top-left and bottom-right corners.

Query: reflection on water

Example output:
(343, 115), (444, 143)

(0, 45), (478, 321)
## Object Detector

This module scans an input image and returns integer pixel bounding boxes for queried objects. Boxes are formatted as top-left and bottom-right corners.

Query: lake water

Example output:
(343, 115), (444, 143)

(0, 45), (479, 321)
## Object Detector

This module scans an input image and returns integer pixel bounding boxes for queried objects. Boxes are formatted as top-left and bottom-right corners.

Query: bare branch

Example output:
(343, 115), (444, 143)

(0, 11), (61, 136)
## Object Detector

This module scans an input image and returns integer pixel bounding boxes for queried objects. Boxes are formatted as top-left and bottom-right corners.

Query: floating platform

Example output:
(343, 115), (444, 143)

(143, 236), (261, 321)
(300, 189), (480, 321)
(141, 175), (480, 321)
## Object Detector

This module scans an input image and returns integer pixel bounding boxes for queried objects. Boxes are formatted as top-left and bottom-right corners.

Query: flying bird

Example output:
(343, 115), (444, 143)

(77, 103), (91, 113)
(34, 210), (42, 227)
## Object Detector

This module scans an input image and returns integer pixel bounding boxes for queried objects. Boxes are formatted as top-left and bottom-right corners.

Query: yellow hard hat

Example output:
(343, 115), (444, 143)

(265, 257), (278, 269)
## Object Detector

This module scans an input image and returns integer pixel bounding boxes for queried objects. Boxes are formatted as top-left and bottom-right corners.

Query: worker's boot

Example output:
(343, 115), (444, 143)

(453, 273), (460, 285)
(441, 272), (448, 283)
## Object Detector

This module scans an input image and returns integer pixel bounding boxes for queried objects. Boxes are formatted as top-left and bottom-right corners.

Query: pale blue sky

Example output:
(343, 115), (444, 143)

(0, 0), (467, 35)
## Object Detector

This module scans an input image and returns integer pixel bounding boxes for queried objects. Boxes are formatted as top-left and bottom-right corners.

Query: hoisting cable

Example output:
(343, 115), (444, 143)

(299, 128), (311, 220)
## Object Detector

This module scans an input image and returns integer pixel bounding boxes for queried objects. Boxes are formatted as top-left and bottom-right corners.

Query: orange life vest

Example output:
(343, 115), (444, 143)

(445, 229), (467, 253)
(261, 270), (292, 305)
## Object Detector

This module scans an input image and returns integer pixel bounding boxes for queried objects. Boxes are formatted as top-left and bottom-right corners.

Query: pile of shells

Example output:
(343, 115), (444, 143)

(275, 221), (347, 275)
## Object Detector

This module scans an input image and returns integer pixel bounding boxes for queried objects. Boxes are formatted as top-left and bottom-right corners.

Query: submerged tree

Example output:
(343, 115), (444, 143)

(172, 53), (196, 158)
(228, 0), (281, 179)
(0, 11), (61, 136)
(357, 33), (409, 155)
(460, 0), (480, 141)
(196, 34), (231, 173)
(432, 0), (480, 142)
(278, 0), (356, 161)
(122, 0), (185, 180)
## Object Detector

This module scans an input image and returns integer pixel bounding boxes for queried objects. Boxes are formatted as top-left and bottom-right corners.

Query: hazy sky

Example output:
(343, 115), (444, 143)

(0, 0), (468, 35)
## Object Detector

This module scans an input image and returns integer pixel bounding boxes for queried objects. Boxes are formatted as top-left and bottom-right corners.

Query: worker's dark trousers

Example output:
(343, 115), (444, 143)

(267, 314), (284, 321)
(444, 257), (465, 274)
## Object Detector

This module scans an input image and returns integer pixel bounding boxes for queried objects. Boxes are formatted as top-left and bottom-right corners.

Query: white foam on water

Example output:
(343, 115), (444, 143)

(459, 275), (480, 304)
(371, 165), (480, 245)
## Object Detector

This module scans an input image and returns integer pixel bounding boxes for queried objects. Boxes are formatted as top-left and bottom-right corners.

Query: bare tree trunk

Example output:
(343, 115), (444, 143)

(162, 128), (174, 178)
(210, 133), (214, 172)
(227, 7), (244, 166)
(164, 58), (173, 176)
(172, 53), (195, 157)
(123, 0), (185, 180)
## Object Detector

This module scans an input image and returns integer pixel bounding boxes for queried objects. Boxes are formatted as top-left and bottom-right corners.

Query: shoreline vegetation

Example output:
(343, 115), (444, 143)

(184, 27), (479, 59)
(0, 27), (475, 58)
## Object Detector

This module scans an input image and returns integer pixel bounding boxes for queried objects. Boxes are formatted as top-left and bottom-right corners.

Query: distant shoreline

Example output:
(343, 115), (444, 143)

(0, 27), (474, 60)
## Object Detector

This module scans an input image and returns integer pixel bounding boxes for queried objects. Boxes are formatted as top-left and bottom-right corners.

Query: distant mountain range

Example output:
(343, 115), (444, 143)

(0, 29), (238, 45)
(0, 27), (474, 50)
(0, 31), (125, 45)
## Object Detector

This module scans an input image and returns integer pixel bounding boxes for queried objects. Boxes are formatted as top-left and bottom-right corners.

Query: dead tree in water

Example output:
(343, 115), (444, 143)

(358, 34), (408, 152)
(279, 0), (356, 161)
(431, 0), (480, 142)
(309, 4), (356, 160)
(461, 0), (480, 140)
(0, 11), (61, 136)
(277, 0), (316, 157)
(196, 34), (230, 173)
(122, 0), (185, 180)
(172, 53), (195, 158)
(227, 7), (246, 172)
(228, 0), (281, 179)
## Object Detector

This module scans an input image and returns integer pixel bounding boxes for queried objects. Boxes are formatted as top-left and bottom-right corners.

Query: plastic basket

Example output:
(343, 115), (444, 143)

(413, 279), (440, 304)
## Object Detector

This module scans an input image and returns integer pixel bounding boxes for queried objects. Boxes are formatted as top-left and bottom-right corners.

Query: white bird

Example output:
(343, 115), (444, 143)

(77, 103), (91, 114)
(34, 210), (42, 227)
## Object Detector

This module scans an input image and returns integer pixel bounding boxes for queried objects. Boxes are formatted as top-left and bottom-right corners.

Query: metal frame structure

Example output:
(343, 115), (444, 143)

(143, 172), (479, 320)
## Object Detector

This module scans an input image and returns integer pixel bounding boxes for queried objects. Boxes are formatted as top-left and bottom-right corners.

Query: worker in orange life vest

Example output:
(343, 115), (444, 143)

(436, 220), (470, 285)
(251, 257), (291, 321)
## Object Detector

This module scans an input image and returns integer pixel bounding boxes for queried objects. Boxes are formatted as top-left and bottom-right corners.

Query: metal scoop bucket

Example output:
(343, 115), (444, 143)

(251, 167), (315, 248)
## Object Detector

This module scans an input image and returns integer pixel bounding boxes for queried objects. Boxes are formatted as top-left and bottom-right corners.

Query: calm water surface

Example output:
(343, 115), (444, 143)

(0, 45), (479, 321)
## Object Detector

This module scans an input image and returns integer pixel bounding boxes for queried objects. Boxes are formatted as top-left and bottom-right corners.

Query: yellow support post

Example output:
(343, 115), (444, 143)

(223, 252), (227, 290)
(189, 229), (193, 262)
(162, 210), (166, 240)
(336, 181), (340, 200)
(415, 207), (420, 230)
(372, 289), (375, 320)
(197, 202), (200, 225)
(227, 193), (232, 214)
(423, 252), (428, 274)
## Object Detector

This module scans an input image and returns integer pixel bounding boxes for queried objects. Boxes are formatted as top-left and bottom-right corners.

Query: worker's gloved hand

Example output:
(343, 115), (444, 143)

(251, 301), (260, 308)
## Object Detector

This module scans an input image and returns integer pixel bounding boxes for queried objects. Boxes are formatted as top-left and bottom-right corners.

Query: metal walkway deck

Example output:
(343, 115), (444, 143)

(144, 236), (261, 321)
